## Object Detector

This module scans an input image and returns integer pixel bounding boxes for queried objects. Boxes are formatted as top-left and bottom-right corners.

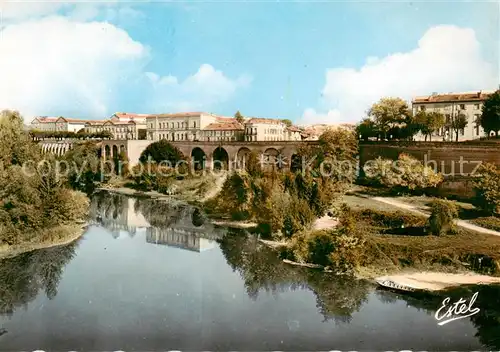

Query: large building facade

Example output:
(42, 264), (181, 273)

(412, 91), (495, 141)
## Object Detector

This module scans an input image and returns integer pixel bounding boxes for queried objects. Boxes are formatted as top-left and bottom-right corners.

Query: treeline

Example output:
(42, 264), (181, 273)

(0, 110), (89, 245)
(30, 130), (114, 140)
(357, 91), (500, 142)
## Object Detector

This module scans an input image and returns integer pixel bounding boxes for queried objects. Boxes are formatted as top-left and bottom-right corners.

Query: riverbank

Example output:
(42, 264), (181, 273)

(0, 223), (88, 260)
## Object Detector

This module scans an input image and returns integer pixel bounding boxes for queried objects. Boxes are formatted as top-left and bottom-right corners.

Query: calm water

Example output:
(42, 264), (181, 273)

(0, 191), (499, 351)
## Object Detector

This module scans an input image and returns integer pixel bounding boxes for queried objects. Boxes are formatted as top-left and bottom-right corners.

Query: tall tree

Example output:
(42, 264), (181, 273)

(479, 90), (500, 137)
(234, 111), (244, 124)
(449, 112), (468, 142)
(367, 97), (412, 139)
(281, 119), (293, 127)
(356, 118), (378, 141)
(415, 111), (445, 141)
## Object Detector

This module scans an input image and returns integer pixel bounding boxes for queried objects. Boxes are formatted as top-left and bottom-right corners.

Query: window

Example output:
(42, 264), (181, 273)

(475, 104), (480, 110)
(460, 104), (465, 110)
(475, 124), (480, 136)
(461, 128), (465, 136)
(445, 114), (451, 123)
(419, 106), (426, 111)
(177, 122), (180, 128)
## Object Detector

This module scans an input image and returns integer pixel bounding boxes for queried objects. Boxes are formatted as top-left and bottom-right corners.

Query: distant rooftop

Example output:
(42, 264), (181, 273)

(412, 90), (495, 104)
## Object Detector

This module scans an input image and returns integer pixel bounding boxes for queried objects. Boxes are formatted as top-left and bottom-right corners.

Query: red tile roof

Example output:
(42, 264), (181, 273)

(34, 116), (58, 123)
(145, 112), (210, 119)
(286, 126), (302, 132)
(84, 120), (107, 125)
(56, 117), (90, 123)
(113, 112), (153, 118)
(246, 118), (283, 125)
(412, 91), (494, 104)
(203, 122), (244, 131)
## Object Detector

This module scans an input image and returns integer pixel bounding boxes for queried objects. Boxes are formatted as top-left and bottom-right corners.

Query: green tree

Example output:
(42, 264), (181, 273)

(479, 90), (500, 137)
(367, 97), (412, 139)
(449, 112), (468, 142)
(139, 140), (184, 164)
(281, 119), (293, 127)
(473, 163), (500, 216)
(427, 199), (458, 236)
(356, 118), (378, 141)
(415, 111), (445, 141)
(234, 111), (245, 124)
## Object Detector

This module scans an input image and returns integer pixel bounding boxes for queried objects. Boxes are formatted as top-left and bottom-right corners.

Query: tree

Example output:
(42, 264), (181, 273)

(234, 111), (244, 124)
(415, 111), (445, 141)
(281, 119), (293, 127)
(479, 90), (500, 137)
(367, 97), (412, 139)
(473, 163), (500, 216)
(449, 112), (468, 142)
(356, 118), (378, 141)
(139, 139), (184, 164)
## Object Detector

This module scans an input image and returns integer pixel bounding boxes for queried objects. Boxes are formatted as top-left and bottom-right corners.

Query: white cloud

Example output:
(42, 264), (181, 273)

(146, 64), (252, 112)
(301, 25), (498, 125)
(0, 16), (149, 119)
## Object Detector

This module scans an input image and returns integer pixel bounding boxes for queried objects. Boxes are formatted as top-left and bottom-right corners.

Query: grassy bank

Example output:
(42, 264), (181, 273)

(0, 223), (87, 260)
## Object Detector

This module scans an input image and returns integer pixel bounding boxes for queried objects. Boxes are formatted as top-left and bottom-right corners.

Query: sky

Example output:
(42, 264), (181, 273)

(0, 0), (498, 124)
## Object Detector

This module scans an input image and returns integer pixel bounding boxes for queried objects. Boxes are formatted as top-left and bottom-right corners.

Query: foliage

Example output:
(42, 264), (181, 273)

(62, 141), (102, 194)
(0, 110), (89, 244)
(130, 164), (176, 194)
(367, 97), (412, 139)
(234, 110), (244, 124)
(244, 151), (263, 177)
(414, 111), (445, 141)
(138, 139), (184, 165)
(473, 163), (500, 216)
(426, 199), (459, 236)
(356, 118), (379, 141)
(479, 90), (500, 137)
(30, 130), (113, 140)
(363, 153), (443, 193)
(281, 119), (293, 127)
(449, 113), (468, 141)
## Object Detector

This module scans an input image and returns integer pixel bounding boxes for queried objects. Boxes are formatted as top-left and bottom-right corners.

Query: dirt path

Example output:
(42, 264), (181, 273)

(372, 196), (500, 237)
(202, 172), (228, 202)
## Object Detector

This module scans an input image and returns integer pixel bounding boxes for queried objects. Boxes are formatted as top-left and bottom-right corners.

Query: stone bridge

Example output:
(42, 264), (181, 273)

(101, 139), (315, 170)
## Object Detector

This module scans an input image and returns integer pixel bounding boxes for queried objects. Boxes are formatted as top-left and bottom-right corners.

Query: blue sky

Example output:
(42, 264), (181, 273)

(0, 1), (498, 124)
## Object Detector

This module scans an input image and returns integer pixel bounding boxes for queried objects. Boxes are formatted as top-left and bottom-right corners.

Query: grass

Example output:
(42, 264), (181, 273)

(339, 193), (500, 277)
(0, 223), (86, 260)
(470, 217), (500, 232)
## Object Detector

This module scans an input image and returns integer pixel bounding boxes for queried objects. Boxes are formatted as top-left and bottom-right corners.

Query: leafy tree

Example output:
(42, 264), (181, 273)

(63, 142), (102, 194)
(234, 111), (245, 124)
(449, 112), (468, 142)
(367, 97), (412, 139)
(356, 118), (379, 141)
(281, 119), (293, 127)
(414, 111), (445, 141)
(363, 153), (443, 193)
(139, 139), (184, 164)
(479, 90), (500, 137)
(427, 199), (458, 236)
(473, 163), (500, 216)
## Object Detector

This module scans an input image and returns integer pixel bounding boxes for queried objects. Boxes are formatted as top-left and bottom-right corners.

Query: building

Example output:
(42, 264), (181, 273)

(29, 116), (58, 131)
(83, 120), (107, 134)
(199, 121), (244, 141)
(285, 126), (303, 141)
(244, 118), (286, 141)
(146, 112), (221, 141)
(412, 90), (495, 141)
(54, 117), (88, 133)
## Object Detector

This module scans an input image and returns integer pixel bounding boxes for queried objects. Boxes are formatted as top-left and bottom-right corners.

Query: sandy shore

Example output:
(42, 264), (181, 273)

(313, 215), (338, 230)
(0, 223), (88, 260)
(377, 271), (500, 291)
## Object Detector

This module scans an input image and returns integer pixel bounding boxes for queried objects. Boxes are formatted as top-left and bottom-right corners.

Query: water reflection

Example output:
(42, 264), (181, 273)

(0, 240), (78, 317)
(376, 285), (500, 349)
(217, 230), (371, 323)
(89, 191), (224, 252)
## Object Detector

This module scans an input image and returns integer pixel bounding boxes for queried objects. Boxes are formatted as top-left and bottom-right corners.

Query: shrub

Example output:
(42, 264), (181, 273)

(355, 208), (425, 228)
(473, 163), (500, 216)
(139, 140), (184, 165)
(426, 199), (459, 236)
(364, 153), (443, 193)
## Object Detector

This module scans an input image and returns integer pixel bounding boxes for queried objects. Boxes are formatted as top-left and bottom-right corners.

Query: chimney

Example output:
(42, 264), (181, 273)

(477, 90), (481, 98)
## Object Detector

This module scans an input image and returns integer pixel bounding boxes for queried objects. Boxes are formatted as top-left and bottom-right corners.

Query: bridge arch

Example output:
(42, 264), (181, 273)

(290, 153), (302, 172)
(191, 147), (206, 170)
(213, 147), (229, 170)
(263, 147), (281, 170)
(105, 145), (111, 159)
(236, 147), (252, 169)
(112, 145), (118, 158)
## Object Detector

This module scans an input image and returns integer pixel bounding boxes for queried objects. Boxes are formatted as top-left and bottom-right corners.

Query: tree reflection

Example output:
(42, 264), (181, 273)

(376, 285), (500, 349)
(217, 230), (371, 323)
(0, 240), (78, 316)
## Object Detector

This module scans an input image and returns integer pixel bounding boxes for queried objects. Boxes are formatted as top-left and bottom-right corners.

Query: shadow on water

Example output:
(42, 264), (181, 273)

(0, 240), (79, 317)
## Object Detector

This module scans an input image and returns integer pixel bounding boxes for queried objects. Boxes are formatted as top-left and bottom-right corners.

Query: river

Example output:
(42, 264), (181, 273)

(0, 191), (499, 351)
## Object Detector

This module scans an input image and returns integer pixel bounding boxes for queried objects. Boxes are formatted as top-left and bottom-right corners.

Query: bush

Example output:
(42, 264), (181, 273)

(364, 153), (443, 193)
(426, 199), (458, 236)
(139, 140), (184, 165)
(355, 208), (425, 228)
(473, 163), (500, 216)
